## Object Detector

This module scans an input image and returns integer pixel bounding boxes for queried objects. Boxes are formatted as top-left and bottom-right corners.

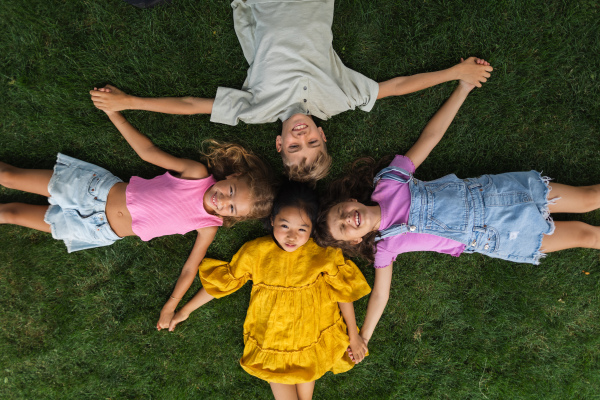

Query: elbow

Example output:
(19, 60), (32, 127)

(371, 288), (390, 307)
(181, 97), (204, 113)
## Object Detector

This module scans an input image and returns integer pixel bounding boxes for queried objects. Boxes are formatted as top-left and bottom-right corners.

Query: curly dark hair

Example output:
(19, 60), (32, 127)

(201, 140), (276, 227)
(314, 156), (392, 262)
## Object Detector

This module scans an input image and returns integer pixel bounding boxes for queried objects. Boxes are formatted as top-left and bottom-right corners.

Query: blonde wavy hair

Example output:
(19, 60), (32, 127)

(202, 140), (276, 227)
(281, 149), (332, 184)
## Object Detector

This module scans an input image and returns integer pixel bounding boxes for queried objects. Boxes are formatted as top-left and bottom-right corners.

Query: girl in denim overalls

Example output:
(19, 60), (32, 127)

(315, 79), (600, 354)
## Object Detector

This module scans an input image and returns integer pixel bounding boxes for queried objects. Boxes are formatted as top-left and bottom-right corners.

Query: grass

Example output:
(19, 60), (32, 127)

(1, 0), (600, 398)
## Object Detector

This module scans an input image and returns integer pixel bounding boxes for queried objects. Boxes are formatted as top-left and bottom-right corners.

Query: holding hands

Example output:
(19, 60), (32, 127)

(347, 333), (369, 364)
(90, 85), (132, 112)
(452, 56), (493, 88)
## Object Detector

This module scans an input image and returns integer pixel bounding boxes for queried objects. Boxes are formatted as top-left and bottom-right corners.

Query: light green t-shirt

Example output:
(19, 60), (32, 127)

(211, 0), (379, 126)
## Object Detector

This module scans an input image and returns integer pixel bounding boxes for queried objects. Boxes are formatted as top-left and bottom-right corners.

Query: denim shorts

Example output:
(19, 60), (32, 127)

(461, 171), (555, 264)
(44, 153), (123, 253)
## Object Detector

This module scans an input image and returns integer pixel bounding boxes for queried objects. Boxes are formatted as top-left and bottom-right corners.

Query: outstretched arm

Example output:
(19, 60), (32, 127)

(358, 264), (394, 345)
(168, 287), (215, 331)
(404, 74), (476, 169)
(339, 302), (368, 364)
(157, 226), (218, 331)
(90, 85), (214, 115)
(104, 110), (207, 178)
(377, 57), (492, 99)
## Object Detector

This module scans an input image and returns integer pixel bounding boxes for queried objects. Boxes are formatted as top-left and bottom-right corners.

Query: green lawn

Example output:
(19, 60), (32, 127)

(1, 0), (599, 399)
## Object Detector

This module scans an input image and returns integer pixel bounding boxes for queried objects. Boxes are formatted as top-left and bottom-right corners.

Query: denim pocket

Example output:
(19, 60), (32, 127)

(472, 226), (499, 254)
(425, 181), (469, 232)
(483, 191), (532, 207)
(87, 173), (106, 201)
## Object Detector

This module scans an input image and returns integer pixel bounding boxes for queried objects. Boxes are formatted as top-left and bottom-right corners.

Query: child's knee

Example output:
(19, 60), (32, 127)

(584, 186), (600, 211)
(0, 164), (18, 189)
(577, 222), (600, 249)
(0, 203), (23, 225)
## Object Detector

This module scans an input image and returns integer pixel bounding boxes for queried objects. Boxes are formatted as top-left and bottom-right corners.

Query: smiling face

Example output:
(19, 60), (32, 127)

(277, 114), (327, 167)
(326, 200), (382, 244)
(272, 206), (313, 252)
(203, 175), (253, 218)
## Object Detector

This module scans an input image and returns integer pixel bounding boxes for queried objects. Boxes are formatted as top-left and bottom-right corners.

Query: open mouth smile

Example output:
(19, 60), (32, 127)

(355, 210), (361, 227)
(292, 123), (308, 131)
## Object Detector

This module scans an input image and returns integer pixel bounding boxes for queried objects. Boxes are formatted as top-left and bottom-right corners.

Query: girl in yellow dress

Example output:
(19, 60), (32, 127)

(169, 181), (371, 400)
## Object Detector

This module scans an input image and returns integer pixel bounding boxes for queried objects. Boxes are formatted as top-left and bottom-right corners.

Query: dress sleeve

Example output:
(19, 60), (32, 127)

(323, 248), (371, 303)
(198, 241), (258, 299)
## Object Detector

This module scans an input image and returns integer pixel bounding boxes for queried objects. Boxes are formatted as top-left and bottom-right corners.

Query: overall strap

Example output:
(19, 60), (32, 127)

(375, 223), (416, 242)
(373, 165), (416, 242)
(373, 166), (412, 185)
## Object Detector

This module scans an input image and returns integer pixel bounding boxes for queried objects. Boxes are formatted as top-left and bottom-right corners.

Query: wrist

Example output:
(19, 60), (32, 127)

(449, 63), (462, 81)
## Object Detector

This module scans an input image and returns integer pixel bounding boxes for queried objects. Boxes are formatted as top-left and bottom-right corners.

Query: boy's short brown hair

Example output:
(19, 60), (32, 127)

(282, 149), (332, 183)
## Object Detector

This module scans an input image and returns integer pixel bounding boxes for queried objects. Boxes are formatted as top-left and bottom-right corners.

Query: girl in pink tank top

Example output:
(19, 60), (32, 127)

(0, 106), (275, 331)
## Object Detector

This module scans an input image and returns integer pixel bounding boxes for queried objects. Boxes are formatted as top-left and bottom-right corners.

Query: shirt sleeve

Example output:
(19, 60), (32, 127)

(323, 248), (371, 302)
(389, 154), (416, 175)
(373, 244), (400, 269)
(198, 241), (258, 298)
(334, 64), (380, 113)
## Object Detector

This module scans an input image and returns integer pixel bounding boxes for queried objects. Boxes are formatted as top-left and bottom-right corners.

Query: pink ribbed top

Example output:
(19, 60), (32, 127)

(126, 173), (223, 241)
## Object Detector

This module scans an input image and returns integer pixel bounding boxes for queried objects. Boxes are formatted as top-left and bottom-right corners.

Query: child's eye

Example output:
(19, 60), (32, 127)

(281, 224), (288, 229)
(230, 186), (233, 196)
(299, 228), (307, 232)
(230, 205), (234, 214)
(309, 140), (317, 145)
(289, 145), (299, 149)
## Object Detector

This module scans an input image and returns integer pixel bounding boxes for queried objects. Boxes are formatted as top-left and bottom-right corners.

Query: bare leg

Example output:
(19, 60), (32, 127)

(0, 161), (53, 197)
(547, 183), (600, 214)
(296, 381), (315, 400)
(0, 203), (51, 233)
(270, 383), (299, 400)
(540, 221), (600, 253)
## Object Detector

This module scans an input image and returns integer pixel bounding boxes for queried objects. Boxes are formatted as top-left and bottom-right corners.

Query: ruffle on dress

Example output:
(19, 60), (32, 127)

(198, 237), (371, 384)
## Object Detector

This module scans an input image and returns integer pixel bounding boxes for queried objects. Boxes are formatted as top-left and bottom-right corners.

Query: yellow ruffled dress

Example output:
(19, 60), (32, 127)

(199, 236), (371, 384)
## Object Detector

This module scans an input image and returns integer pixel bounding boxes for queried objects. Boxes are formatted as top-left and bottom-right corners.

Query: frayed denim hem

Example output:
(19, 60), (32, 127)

(534, 174), (558, 265)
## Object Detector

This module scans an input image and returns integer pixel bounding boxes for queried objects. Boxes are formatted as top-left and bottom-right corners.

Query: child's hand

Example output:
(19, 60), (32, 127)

(90, 84), (132, 112)
(168, 310), (190, 332)
(452, 57), (493, 88)
(347, 334), (369, 364)
(156, 303), (176, 331)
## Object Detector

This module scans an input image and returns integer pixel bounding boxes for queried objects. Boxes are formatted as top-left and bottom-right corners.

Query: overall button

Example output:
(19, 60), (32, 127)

(303, 86), (307, 90)
(303, 99), (307, 102)
(409, 226), (416, 232)
(484, 244), (490, 250)
(471, 240), (477, 246)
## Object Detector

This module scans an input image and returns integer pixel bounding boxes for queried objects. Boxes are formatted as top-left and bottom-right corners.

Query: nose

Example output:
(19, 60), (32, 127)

(287, 231), (297, 242)
(344, 211), (353, 225)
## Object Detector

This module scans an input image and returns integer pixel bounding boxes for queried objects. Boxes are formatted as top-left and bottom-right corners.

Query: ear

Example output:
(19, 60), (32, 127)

(317, 127), (326, 142)
(270, 216), (274, 227)
(351, 238), (363, 245)
(349, 198), (358, 203)
(226, 172), (241, 179)
(276, 135), (282, 152)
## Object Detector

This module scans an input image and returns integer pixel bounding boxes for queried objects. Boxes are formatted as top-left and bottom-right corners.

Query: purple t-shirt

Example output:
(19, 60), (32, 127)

(372, 155), (465, 268)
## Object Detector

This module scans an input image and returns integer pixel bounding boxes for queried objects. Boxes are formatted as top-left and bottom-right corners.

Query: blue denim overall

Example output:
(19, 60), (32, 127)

(373, 166), (553, 265)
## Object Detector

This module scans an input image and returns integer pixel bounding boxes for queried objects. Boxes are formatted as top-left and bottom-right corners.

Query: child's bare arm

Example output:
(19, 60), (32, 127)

(90, 85), (214, 115)
(404, 77), (473, 169)
(358, 264), (394, 345)
(377, 57), (492, 99)
(339, 301), (368, 364)
(168, 287), (215, 331)
(157, 227), (218, 331)
(105, 111), (207, 178)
